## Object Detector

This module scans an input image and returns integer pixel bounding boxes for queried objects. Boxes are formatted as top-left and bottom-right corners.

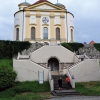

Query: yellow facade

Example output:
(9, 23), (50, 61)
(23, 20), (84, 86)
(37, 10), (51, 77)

(14, 0), (74, 43)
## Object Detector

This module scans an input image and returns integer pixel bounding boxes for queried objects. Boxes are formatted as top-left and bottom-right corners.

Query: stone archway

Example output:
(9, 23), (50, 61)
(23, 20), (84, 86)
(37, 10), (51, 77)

(48, 58), (59, 71)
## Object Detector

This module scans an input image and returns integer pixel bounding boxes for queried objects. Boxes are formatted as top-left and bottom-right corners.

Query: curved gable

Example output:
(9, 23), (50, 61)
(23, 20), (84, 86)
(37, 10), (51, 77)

(24, 1), (65, 11)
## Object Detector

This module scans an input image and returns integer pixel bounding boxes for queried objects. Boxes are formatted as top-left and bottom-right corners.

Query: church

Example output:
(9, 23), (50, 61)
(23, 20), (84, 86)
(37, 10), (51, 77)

(14, 0), (74, 44)
(13, 0), (100, 91)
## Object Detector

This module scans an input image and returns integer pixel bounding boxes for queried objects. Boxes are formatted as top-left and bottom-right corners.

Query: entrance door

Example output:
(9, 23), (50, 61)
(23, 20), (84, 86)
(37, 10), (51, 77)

(48, 58), (59, 75)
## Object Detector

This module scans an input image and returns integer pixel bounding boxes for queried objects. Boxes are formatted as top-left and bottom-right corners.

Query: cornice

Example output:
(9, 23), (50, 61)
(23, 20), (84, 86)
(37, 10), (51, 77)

(54, 24), (61, 26)
(29, 24), (37, 26)
(70, 26), (74, 29)
(67, 11), (74, 18)
(42, 24), (49, 26)
(15, 25), (20, 27)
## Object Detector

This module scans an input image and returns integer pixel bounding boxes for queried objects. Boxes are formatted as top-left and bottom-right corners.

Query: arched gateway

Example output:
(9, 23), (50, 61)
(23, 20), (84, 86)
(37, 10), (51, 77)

(48, 58), (59, 72)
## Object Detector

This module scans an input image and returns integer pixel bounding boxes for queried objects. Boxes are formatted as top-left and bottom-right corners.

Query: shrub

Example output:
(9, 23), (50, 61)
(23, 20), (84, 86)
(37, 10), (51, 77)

(0, 40), (31, 59)
(68, 42), (84, 52)
(0, 66), (17, 91)
(61, 42), (74, 52)
(61, 42), (84, 52)
(94, 43), (100, 52)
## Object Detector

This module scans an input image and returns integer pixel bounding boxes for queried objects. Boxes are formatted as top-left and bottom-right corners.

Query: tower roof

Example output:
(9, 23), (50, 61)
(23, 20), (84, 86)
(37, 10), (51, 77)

(18, 2), (31, 6)
(33, 0), (47, 5)
(55, 3), (64, 6)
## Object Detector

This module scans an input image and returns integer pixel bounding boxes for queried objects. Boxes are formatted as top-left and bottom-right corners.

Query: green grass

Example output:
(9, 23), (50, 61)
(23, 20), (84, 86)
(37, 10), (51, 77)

(75, 81), (100, 95)
(0, 92), (50, 100)
(0, 59), (13, 68)
(0, 81), (50, 100)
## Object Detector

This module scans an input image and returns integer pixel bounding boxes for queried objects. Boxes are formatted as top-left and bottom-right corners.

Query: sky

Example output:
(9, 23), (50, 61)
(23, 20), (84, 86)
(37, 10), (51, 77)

(0, 0), (100, 43)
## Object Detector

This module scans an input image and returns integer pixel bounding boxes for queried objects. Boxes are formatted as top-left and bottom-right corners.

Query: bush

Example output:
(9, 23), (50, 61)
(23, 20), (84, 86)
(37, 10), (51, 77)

(68, 42), (84, 52)
(0, 66), (17, 91)
(0, 40), (31, 59)
(61, 42), (74, 52)
(94, 43), (100, 52)
(61, 42), (84, 52)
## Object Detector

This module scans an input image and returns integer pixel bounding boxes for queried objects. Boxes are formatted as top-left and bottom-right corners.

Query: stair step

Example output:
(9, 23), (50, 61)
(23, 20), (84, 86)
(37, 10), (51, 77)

(52, 90), (81, 96)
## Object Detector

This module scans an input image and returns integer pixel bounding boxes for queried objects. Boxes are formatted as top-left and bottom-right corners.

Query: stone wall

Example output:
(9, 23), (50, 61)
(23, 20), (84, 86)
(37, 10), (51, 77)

(21, 43), (44, 55)
(69, 59), (100, 82)
(78, 44), (100, 59)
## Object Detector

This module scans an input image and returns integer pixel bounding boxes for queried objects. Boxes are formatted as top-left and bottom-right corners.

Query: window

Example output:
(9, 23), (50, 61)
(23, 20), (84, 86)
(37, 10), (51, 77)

(56, 28), (60, 40)
(31, 27), (35, 40)
(71, 29), (73, 41)
(16, 28), (19, 40)
(43, 27), (48, 39)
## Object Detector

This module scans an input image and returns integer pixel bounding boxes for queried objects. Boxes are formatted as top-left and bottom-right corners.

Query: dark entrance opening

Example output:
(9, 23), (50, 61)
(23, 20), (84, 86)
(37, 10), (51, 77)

(48, 58), (59, 71)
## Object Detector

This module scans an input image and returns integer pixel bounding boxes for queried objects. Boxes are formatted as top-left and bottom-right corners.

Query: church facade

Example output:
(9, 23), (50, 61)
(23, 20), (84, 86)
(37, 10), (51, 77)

(14, 0), (74, 44)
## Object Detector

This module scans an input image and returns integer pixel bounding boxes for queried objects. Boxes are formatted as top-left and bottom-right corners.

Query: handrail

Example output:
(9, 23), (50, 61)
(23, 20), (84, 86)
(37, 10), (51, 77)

(69, 61), (81, 69)
(66, 69), (75, 88)
(84, 54), (90, 59)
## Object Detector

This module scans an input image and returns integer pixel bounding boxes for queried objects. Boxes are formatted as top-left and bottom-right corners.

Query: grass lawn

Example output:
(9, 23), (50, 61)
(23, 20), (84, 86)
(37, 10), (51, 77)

(0, 81), (51, 100)
(75, 81), (100, 96)
(0, 92), (50, 100)
(0, 59), (13, 68)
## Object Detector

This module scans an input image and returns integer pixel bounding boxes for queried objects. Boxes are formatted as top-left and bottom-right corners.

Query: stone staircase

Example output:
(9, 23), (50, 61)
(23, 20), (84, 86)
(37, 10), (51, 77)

(21, 43), (44, 55)
(52, 90), (81, 96)
(52, 75), (81, 96)
(52, 75), (71, 90)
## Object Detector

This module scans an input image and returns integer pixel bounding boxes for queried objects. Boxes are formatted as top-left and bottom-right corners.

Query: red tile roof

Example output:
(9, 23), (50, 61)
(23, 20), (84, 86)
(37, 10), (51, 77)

(89, 41), (95, 45)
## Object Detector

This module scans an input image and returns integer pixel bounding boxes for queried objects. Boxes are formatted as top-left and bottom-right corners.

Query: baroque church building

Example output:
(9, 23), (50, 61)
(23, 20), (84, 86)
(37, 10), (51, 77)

(14, 0), (74, 44)
(13, 0), (100, 91)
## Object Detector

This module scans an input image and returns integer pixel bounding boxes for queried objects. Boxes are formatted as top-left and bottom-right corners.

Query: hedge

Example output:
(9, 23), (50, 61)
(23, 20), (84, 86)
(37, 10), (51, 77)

(67, 42), (84, 51)
(61, 42), (74, 52)
(94, 43), (100, 52)
(0, 40), (31, 59)
(61, 42), (84, 52)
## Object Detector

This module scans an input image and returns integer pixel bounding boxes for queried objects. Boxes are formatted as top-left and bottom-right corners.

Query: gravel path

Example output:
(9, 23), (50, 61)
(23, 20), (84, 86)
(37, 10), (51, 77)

(47, 96), (100, 100)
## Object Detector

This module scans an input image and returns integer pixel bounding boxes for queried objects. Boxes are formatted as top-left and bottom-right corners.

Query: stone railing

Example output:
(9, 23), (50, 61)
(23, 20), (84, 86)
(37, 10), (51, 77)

(63, 68), (75, 88)
(49, 71), (54, 91)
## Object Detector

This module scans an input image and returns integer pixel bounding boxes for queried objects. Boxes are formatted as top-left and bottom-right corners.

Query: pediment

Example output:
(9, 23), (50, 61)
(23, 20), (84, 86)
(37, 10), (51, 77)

(25, 2), (64, 10)
(33, 4), (57, 10)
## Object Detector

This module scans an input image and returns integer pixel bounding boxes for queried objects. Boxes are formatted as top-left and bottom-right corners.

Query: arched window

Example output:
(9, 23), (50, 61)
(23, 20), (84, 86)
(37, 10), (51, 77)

(43, 27), (48, 39)
(56, 28), (60, 40)
(31, 27), (35, 40)
(16, 28), (19, 40)
(71, 29), (73, 41)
